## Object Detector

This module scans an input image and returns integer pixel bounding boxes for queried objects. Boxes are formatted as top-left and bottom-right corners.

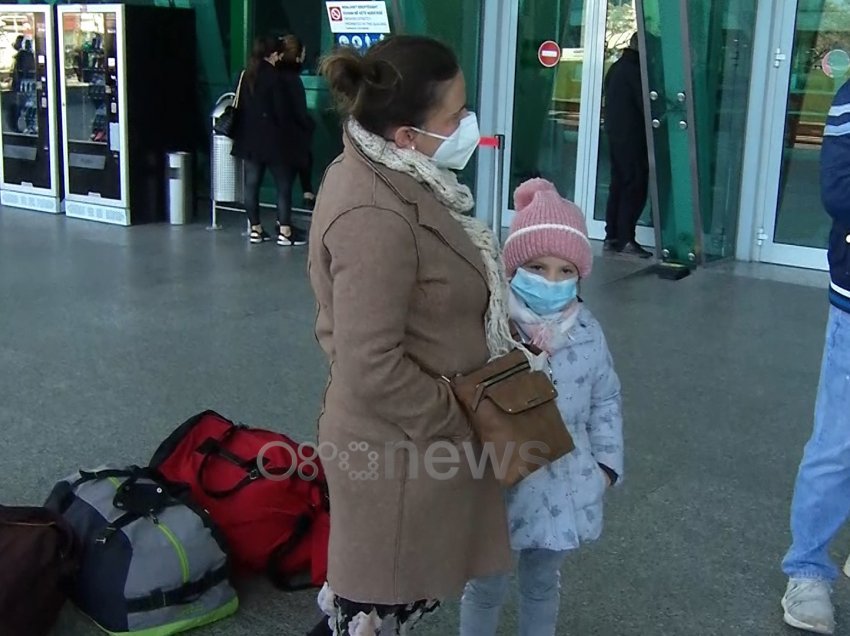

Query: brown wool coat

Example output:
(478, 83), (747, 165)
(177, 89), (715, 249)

(307, 133), (512, 605)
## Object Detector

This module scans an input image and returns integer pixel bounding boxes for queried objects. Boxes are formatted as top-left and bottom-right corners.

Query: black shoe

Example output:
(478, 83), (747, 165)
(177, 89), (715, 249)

(249, 228), (272, 244)
(618, 241), (653, 259)
(603, 239), (619, 252)
(278, 227), (307, 247)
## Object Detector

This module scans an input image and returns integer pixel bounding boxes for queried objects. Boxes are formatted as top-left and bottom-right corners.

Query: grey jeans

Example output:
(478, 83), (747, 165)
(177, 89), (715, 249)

(460, 548), (568, 636)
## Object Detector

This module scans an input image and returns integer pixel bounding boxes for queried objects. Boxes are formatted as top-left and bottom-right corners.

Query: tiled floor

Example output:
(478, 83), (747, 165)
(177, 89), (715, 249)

(1, 206), (845, 635)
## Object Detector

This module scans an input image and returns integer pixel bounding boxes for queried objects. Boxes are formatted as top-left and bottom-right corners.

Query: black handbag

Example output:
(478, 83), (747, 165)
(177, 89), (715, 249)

(214, 71), (244, 138)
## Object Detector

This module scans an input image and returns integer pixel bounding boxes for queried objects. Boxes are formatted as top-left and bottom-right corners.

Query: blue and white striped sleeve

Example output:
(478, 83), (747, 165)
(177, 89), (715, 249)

(822, 81), (850, 227)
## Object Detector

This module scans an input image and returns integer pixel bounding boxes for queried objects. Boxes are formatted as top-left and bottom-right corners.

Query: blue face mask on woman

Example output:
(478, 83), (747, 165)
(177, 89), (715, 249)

(510, 268), (578, 316)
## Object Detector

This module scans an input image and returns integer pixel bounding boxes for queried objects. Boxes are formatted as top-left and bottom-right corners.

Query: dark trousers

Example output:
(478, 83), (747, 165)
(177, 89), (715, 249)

(605, 138), (649, 246)
(299, 152), (314, 195)
(244, 160), (295, 227)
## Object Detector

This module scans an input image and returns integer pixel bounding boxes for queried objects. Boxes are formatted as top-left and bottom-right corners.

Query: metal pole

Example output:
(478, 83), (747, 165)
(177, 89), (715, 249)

(491, 134), (506, 240)
(207, 141), (222, 231)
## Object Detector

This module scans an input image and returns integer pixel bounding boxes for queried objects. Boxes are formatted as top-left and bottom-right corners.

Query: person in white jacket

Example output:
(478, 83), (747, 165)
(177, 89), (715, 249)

(460, 178), (624, 636)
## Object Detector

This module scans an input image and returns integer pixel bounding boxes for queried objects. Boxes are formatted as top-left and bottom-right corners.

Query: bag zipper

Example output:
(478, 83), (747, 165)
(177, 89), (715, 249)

(477, 361), (531, 389)
(106, 477), (190, 584)
(155, 520), (190, 584)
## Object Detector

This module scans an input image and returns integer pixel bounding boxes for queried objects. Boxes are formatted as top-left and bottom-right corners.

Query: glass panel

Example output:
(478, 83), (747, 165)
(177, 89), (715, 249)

(0, 11), (52, 189)
(688, 1), (758, 260)
(63, 13), (112, 147)
(254, 0), (483, 210)
(640, 0), (700, 263)
(62, 11), (122, 200)
(594, 1), (652, 233)
(510, 0), (588, 200)
(773, 0), (850, 249)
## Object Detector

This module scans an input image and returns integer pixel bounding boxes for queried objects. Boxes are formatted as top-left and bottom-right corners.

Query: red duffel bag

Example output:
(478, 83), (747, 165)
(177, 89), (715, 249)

(149, 410), (329, 589)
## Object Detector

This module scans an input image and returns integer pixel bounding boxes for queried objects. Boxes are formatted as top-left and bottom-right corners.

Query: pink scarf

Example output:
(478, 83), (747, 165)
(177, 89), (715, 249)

(508, 289), (580, 355)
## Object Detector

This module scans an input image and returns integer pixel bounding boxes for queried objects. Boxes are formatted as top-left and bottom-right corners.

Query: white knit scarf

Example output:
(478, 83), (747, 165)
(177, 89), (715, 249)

(346, 119), (515, 360)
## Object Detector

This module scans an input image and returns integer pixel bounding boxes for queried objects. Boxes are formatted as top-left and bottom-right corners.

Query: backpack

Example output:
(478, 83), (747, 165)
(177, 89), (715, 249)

(0, 505), (80, 636)
(149, 410), (330, 589)
(45, 466), (239, 635)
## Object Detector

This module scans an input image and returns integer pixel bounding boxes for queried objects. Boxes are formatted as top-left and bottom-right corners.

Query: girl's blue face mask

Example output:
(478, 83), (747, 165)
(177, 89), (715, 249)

(510, 268), (578, 316)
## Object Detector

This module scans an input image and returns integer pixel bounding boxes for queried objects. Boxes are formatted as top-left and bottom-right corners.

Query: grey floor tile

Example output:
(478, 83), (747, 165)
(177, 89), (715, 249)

(1, 206), (846, 635)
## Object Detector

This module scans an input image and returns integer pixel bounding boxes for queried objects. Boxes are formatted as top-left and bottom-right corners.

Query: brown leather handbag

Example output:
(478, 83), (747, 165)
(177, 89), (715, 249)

(0, 505), (81, 636)
(448, 347), (575, 487)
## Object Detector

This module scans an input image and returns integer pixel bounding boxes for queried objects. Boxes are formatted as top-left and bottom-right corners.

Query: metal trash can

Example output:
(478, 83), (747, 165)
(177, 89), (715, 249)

(167, 151), (192, 225)
(211, 94), (244, 204)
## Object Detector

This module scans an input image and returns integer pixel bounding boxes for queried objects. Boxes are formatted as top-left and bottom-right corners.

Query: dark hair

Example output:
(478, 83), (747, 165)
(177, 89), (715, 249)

(245, 35), (282, 92)
(319, 35), (460, 136)
(278, 34), (304, 66)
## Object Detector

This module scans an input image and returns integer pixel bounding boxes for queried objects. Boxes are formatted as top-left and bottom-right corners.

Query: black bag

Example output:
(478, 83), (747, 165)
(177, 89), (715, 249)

(213, 71), (244, 138)
(0, 505), (81, 636)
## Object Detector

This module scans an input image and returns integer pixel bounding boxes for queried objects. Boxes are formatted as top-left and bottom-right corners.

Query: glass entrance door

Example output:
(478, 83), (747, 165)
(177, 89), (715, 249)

(498, 0), (607, 230)
(755, 0), (850, 270)
(588, 0), (655, 248)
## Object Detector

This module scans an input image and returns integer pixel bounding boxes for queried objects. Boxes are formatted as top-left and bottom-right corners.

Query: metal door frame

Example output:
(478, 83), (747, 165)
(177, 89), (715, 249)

(742, 0), (829, 271)
(474, 0), (519, 232)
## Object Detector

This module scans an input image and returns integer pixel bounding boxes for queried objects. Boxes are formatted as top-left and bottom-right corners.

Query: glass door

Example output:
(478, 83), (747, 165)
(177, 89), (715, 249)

(499, 0), (608, 229)
(753, 0), (849, 270)
(587, 0), (655, 247)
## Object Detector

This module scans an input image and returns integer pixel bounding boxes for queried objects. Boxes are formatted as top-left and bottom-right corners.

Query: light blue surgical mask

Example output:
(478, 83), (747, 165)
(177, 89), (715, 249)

(510, 268), (578, 316)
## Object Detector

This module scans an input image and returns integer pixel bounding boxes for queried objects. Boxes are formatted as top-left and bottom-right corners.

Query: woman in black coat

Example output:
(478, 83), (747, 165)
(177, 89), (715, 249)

(232, 35), (313, 246)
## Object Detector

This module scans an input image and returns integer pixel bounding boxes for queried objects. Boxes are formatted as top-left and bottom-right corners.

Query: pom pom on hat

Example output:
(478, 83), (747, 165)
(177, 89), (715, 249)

(514, 178), (558, 212)
(504, 178), (592, 279)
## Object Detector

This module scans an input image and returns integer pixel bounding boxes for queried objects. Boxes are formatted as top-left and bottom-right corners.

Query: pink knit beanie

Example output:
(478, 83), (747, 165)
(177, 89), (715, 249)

(503, 178), (592, 279)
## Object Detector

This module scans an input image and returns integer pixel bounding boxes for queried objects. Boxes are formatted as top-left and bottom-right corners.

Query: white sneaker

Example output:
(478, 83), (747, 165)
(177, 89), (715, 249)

(844, 554), (850, 578)
(782, 579), (835, 634)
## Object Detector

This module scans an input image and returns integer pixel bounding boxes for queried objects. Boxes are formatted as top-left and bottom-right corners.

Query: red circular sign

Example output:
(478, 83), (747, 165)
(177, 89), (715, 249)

(538, 40), (561, 68)
(329, 6), (343, 21)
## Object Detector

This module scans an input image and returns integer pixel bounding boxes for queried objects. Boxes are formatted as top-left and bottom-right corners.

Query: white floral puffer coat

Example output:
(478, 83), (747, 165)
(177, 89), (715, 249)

(507, 305), (624, 552)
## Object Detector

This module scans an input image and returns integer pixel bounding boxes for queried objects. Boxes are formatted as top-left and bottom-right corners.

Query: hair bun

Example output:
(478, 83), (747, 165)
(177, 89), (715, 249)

(513, 178), (558, 212)
(320, 48), (366, 104)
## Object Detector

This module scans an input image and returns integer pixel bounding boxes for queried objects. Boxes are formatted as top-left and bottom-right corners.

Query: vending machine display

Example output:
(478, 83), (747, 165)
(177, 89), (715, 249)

(0, 5), (61, 214)
(58, 4), (195, 225)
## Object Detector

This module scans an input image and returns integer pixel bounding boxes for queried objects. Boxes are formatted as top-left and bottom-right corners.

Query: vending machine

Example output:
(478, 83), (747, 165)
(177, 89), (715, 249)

(57, 4), (195, 225)
(0, 5), (61, 214)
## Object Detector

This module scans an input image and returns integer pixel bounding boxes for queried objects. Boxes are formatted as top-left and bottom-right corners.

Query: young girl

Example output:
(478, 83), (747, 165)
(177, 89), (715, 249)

(460, 178), (624, 636)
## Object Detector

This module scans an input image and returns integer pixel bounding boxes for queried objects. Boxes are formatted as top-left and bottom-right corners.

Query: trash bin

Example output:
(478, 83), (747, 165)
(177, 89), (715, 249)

(211, 94), (244, 204)
(167, 151), (192, 225)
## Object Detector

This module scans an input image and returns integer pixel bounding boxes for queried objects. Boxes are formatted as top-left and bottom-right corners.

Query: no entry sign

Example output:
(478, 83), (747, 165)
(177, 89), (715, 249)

(538, 40), (561, 68)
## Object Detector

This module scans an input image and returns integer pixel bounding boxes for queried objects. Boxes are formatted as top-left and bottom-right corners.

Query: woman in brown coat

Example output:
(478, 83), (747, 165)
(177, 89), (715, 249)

(308, 36), (515, 635)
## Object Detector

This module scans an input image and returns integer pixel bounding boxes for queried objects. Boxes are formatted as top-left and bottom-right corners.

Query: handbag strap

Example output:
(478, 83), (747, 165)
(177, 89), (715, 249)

(265, 513), (315, 591)
(233, 70), (245, 109)
(196, 426), (267, 500)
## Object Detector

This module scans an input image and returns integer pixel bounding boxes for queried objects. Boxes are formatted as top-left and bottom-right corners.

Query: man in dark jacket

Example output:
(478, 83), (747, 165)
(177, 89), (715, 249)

(603, 33), (651, 258)
(780, 79), (850, 635)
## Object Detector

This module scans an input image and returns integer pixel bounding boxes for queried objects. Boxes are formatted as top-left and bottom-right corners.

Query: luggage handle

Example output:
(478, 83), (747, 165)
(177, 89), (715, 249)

(265, 513), (316, 591)
(196, 426), (270, 500)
